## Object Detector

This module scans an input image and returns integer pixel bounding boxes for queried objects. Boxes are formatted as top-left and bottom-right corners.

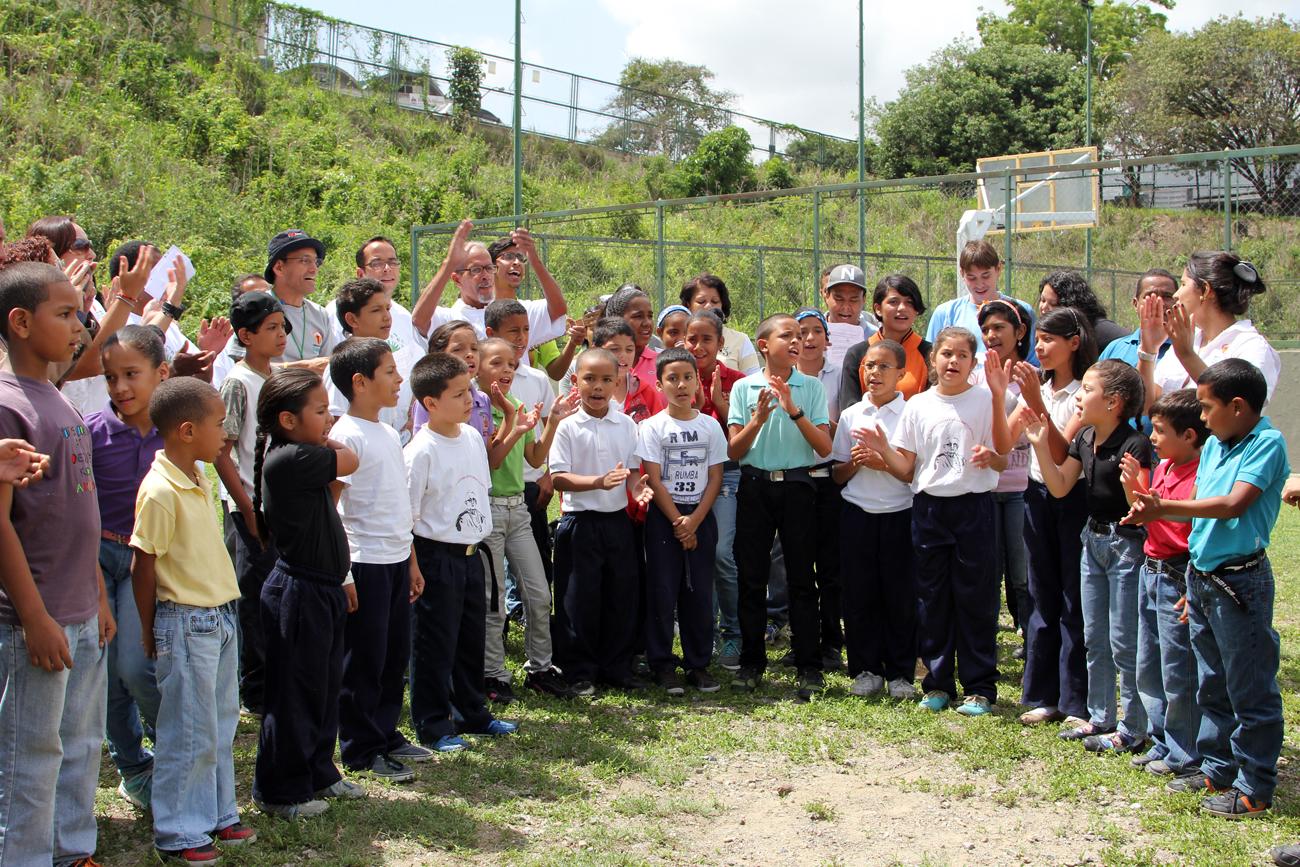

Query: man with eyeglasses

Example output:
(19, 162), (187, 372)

(321, 236), (422, 354)
(264, 229), (336, 369)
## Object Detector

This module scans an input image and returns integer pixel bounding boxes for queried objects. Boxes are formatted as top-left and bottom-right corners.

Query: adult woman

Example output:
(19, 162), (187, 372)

(839, 274), (931, 410)
(604, 284), (657, 384)
(1038, 270), (1128, 352)
(679, 273), (761, 376)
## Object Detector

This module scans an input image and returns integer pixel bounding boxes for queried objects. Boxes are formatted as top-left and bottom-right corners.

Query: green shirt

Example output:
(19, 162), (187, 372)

(532, 339), (561, 377)
(490, 395), (535, 496)
(726, 370), (829, 471)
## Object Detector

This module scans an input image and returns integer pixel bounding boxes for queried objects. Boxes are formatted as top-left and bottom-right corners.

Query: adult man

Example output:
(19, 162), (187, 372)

(323, 237), (423, 354)
(821, 264), (880, 342)
(264, 228), (336, 366)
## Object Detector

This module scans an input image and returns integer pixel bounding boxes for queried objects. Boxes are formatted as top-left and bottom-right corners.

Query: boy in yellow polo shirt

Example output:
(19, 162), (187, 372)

(131, 378), (254, 864)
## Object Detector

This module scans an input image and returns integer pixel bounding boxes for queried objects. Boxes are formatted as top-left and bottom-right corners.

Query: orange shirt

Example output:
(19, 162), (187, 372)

(865, 331), (930, 400)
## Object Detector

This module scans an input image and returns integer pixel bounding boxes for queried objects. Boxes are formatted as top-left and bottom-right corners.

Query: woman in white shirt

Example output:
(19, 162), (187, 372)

(1138, 252), (1280, 413)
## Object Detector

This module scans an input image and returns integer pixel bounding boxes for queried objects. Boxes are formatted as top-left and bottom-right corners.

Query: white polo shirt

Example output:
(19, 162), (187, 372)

(1153, 318), (1281, 404)
(450, 298), (566, 368)
(510, 364), (556, 483)
(1019, 377), (1082, 485)
(549, 406), (639, 513)
(831, 393), (913, 514)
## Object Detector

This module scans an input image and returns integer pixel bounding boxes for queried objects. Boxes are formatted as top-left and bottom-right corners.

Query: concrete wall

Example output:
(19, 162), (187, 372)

(1268, 351), (1300, 470)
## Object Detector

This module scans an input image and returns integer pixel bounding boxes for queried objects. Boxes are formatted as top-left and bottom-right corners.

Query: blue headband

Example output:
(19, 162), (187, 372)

(656, 305), (690, 328)
(794, 308), (829, 332)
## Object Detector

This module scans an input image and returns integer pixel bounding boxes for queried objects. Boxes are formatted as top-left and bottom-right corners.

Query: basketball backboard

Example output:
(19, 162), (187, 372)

(977, 146), (1099, 233)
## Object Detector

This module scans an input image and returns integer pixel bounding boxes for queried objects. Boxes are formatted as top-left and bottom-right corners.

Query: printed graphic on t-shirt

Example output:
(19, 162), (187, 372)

(1007, 441), (1030, 470)
(657, 429), (710, 500)
(928, 419), (973, 471)
(455, 490), (487, 535)
(65, 422), (96, 493)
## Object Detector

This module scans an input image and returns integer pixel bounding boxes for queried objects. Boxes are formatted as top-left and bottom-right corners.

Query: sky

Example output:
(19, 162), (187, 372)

(295, 0), (1283, 141)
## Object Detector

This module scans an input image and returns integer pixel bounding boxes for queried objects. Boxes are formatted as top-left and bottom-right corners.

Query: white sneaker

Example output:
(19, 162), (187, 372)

(887, 678), (917, 700)
(849, 671), (885, 697)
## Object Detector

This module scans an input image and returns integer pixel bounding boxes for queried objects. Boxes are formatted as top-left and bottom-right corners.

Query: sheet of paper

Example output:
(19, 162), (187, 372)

(826, 322), (863, 367)
(143, 245), (196, 301)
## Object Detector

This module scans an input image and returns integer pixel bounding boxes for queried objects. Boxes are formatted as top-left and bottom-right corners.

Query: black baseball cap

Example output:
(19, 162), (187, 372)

(230, 290), (292, 336)
(264, 229), (326, 282)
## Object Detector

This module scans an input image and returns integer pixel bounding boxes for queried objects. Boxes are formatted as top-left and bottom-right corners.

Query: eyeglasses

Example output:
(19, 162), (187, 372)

(365, 258), (401, 272)
(455, 265), (496, 277)
(496, 251), (526, 263)
(862, 362), (897, 372)
(286, 255), (323, 267)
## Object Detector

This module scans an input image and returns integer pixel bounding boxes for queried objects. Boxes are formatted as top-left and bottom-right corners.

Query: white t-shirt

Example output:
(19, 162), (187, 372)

(449, 298), (566, 369)
(633, 410), (727, 505)
(550, 407), (639, 513)
(831, 393), (913, 514)
(1152, 319), (1281, 405)
(1019, 377), (1082, 485)
(510, 364), (556, 483)
(325, 339), (423, 445)
(62, 299), (110, 417)
(891, 385), (999, 497)
(323, 298), (423, 357)
(404, 424), (492, 544)
(332, 415), (415, 564)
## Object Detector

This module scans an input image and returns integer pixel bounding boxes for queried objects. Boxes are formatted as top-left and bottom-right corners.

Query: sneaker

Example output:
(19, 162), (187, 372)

(1130, 751), (1160, 768)
(253, 797), (330, 819)
(887, 678), (917, 700)
(1011, 645), (1026, 660)
(849, 671), (885, 697)
(685, 669), (721, 693)
(764, 622), (786, 644)
(1058, 721), (1115, 741)
(796, 669), (824, 701)
(570, 681), (597, 697)
(821, 649), (843, 672)
(1145, 759), (1176, 777)
(213, 823), (257, 846)
(918, 690), (950, 712)
(716, 639), (741, 671)
(117, 770), (153, 810)
(731, 666), (762, 693)
(526, 667), (578, 699)
(362, 754), (414, 783)
(389, 742), (436, 763)
(1201, 788), (1271, 819)
(777, 650), (795, 667)
(955, 695), (992, 716)
(314, 779), (366, 800)
(1082, 732), (1144, 754)
(431, 735), (470, 752)
(473, 719), (519, 736)
(484, 677), (517, 705)
(655, 670), (685, 696)
(632, 654), (652, 678)
(1166, 771), (1228, 794)
(157, 844), (219, 865)
(1272, 844), (1300, 866)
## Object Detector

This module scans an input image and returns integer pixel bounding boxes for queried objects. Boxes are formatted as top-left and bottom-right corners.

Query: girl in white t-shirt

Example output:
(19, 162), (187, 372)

(987, 306), (1098, 727)
(1138, 251), (1280, 413)
(858, 327), (1005, 717)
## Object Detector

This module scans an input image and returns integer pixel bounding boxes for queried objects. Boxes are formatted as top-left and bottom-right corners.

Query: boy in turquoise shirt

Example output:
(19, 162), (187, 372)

(1125, 358), (1289, 820)
(726, 314), (831, 699)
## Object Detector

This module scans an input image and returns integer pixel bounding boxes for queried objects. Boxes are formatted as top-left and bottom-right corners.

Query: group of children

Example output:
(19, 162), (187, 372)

(0, 230), (1294, 867)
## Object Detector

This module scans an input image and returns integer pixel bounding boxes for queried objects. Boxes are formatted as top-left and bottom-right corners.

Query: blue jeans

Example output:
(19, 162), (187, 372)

(0, 616), (107, 867)
(1080, 526), (1147, 740)
(712, 468), (740, 644)
(152, 602), (241, 850)
(992, 491), (1031, 630)
(99, 538), (161, 779)
(1136, 560), (1201, 772)
(1188, 558), (1282, 802)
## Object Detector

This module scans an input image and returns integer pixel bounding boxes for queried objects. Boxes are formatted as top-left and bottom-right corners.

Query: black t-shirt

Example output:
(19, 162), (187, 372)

(261, 439), (349, 579)
(1068, 422), (1153, 523)
(1092, 318), (1131, 353)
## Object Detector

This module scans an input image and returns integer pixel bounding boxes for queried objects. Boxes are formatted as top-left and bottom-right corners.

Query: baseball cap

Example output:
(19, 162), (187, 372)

(825, 263), (867, 293)
(264, 229), (326, 282)
(230, 290), (292, 337)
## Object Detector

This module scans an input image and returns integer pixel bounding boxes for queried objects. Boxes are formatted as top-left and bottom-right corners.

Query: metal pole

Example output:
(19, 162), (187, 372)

(1004, 168), (1014, 297)
(758, 248), (766, 320)
(1083, 0), (1094, 283)
(1223, 156), (1232, 250)
(857, 0), (867, 261)
(655, 202), (666, 308)
(410, 226), (420, 302)
(813, 191), (822, 303)
(512, 0), (523, 219)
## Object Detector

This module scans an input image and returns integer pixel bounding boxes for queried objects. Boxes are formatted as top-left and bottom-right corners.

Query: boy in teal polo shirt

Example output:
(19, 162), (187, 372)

(1125, 358), (1289, 820)
(726, 314), (832, 699)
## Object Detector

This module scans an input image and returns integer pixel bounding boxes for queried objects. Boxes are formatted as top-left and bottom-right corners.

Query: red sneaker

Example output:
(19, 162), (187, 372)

(157, 843), (220, 865)
(214, 823), (257, 846)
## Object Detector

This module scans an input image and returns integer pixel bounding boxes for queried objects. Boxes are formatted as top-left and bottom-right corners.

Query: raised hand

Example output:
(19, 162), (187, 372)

(752, 387), (777, 425)
(1013, 362), (1044, 413)
(0, 439), (49, 487)
(711, 364), (728, 410)
(489, 382), (513, 415)
(1023, 411), (1050, 447)
(550, 390), (581, 422)
(117, 252), (151, 306)
(162, 264), (188, 307)
(198, 317), (233, 353)
(447, 218), (474, 272)
(510, 227), (537, 257)
(171, 349), (216, 381)
(768, 375), (797, 416)
(1137, 292), (1167, 354)
(565, 317), (586, 345)
(1166, 303), (1196, 359)
(1118, 453), (1148, 494)
(63, 258), (95, 297)
(515, 403), (542, 435)
(600, 461), (631, 490)
(984, 350), (1012, 395)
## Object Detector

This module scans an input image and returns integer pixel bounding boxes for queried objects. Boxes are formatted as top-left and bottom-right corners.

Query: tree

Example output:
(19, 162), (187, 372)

(595, 58), (735, 160)
(784, 130), (864, 175)
(1107, 16), (1300, 210)
(871, 39), (1087, 178)
(445, 45), (483, 132)
(667, 126), (755, 197)
(977, 0), (1172, 74)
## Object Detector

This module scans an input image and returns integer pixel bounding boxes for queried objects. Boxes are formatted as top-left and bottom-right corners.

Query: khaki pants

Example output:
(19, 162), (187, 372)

(484, 497), (554, 681)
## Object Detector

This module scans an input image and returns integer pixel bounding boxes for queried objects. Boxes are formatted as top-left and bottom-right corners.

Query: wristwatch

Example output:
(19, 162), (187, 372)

(788, 409), (806, 423)
(160, 302), (187, 321)
(1136, 348), (1159, 362)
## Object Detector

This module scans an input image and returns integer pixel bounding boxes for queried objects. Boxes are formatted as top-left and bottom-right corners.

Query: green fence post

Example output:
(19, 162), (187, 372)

(410, 226), (420, 302)
(758, 247), (765, 320)
(1223, 155), (1233, 251)
(655, 201), (666, 309)
(813, 191), (821, 307)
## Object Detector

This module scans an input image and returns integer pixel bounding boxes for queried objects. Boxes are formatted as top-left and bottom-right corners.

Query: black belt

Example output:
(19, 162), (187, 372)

(413, 537), (498, 612)
(1088, 517), (1146, 540)
(741, 466), (814, 485)
(1145, 553), (1190, 595)
(1190, 550), (1267, 613)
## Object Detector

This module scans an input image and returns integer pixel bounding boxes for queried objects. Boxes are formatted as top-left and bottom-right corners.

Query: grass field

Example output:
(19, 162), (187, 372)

(92, 506), (1300, 866)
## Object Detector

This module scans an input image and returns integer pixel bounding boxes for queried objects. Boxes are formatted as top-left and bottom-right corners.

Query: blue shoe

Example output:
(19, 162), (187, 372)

(431, 735), (470, 752)
(117, 770), (153, 810)
(474, 719), (519, 737)
(954, 695), (992, 716)
(918, 690), (950, 712)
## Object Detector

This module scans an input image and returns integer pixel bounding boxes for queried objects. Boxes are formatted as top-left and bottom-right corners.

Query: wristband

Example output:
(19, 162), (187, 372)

(161, 301), (187, 321)
(1136, 349), (1159, 362)
(788, 409), (805, 423)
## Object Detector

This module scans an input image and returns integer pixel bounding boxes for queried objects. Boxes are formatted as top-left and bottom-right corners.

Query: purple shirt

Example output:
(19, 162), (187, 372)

(412, 386), (494, 446)
(0, 372), (100, 627)
(87, 401), (164, 537)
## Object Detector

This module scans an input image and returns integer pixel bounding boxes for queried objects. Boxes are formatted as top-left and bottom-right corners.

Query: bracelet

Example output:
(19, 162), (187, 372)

(1136, 349), (1159, 362)
(160, 302), (187, 321)
(115, 294), (139, 308)
(788, 409), (805, 423)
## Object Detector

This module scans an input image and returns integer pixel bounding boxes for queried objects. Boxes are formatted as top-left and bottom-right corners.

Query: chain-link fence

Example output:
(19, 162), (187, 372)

(412, 146), (1300, 343)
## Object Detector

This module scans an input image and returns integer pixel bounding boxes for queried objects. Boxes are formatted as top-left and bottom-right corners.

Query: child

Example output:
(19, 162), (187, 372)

(88, 325), (167, 810)
(655, 305), (690, 349)
(214, 290), (289, 716)
(550, 349), (655, 694)
(1125, 358), (1289, 819)
(330, 277), (420, 442)
(589, 317), (662, 423)
(831, 339), (918, 700)
(406, 352), (517, 750)
(634, 348), (727, 695)
(1118, 389), (1208, 778)
(987, 307), (1098, 727)
(840, 274), (931, 409)
(328, 338), (431, 782)
(726, 314), (832, 699)
(1026, 359), (1153, 751)
(0, 262), (114, 867)
(475, 337), (579, 702)
(411, 320), (494, 444)
(858, 327), (1006, 715)
(684, 309), (746, 670)
(131, 377), (254, 862)
(250, 369), (362, 817)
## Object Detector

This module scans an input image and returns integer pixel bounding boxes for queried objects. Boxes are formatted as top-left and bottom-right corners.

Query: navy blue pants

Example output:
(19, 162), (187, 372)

(552, 510), (638, 684)
(228, 509), (278, 715)
(1021, 480), (1089, 718)
(410, 538), (493, 744)
(840, 504), (917, 682)
(523, 481), (554, 587)
(644, 501), (717, 672)
(912, 491), (999, 702)
(813, 474), (845, 654)
(339, 560), (412, 770)
(252, 560), (347, 805)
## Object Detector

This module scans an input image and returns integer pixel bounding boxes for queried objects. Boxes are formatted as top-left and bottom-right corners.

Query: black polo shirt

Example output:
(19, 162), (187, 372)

(1068, 422), (1153, 523)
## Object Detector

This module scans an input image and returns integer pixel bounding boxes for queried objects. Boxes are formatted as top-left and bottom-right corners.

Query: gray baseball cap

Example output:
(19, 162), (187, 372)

(825, 263), (867, 293)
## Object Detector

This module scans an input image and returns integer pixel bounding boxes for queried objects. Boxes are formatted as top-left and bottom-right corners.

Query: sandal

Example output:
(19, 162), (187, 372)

(1019, 706), (1066, 725)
